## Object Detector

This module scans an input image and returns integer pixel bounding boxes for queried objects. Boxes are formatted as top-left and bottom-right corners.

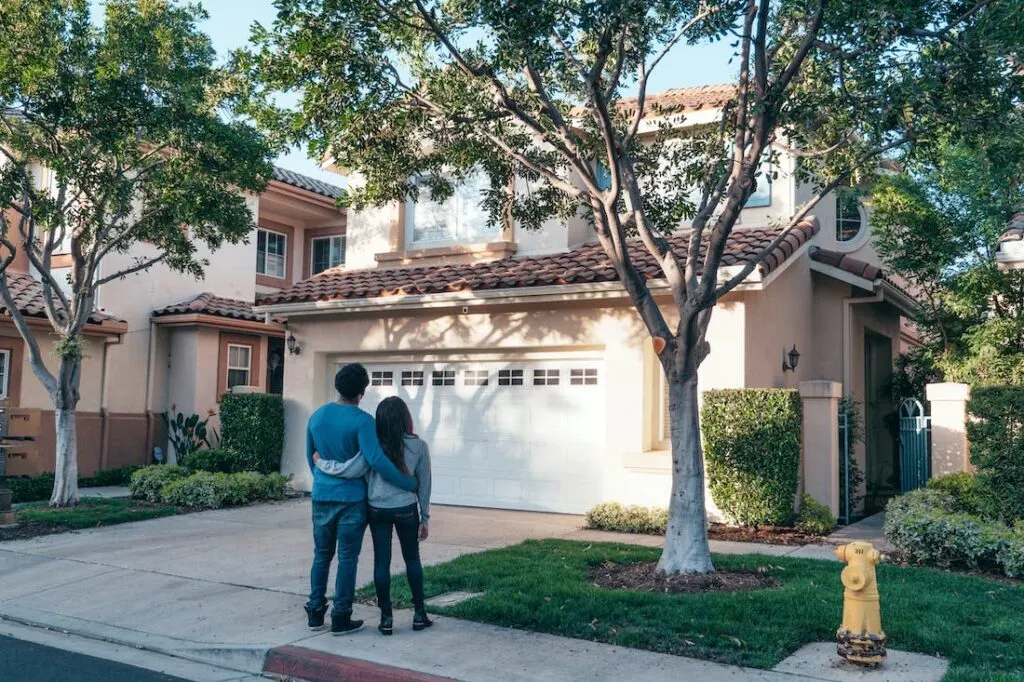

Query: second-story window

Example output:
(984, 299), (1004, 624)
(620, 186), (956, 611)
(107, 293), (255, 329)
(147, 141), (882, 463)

(311, 235), (346, 275)
(836, 189), (864, 243)
(257, 228), (287, 279)
(408, 172), (497, 246)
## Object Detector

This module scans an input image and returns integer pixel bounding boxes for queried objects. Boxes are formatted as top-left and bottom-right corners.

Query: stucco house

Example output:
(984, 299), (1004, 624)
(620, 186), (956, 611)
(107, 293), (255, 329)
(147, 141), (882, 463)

(2, 166), (346, 475)
(255, 85), (918, 517)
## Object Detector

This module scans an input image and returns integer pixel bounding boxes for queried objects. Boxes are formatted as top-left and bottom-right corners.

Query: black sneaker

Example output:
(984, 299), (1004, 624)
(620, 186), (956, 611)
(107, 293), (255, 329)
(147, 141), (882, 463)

(412, 610), (433, 632)
(305, 605), (327, 631)
(378, 613), (394, 636)
(331, 612), (364, 636)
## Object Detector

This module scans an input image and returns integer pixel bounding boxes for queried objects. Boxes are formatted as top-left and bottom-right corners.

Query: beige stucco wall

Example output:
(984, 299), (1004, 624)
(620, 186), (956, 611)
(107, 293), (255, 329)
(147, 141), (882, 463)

(164, 327), (221, 419)
(0, 327), (108, 412)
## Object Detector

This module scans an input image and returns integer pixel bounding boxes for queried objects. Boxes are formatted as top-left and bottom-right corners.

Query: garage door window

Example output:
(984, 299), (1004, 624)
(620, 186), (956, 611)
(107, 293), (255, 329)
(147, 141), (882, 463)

(432, 370), (456, 386)
(371, 370), (394, 386)
(570, 368), (599, 385)
(401, 370), (425, 386)
(498, 369), (524, 386)
(533, 369), (560, 386)
(464, 370), (489, 386)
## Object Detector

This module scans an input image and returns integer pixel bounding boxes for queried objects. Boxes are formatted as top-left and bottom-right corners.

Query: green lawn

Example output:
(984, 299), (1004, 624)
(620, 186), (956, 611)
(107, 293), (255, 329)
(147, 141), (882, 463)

(14, 497), (179, 530)
(359, 539), (1024, 681)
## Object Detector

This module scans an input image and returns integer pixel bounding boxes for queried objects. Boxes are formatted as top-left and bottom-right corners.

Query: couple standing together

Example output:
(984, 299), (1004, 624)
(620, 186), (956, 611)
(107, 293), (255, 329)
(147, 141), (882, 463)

(304, 363), (433, 636)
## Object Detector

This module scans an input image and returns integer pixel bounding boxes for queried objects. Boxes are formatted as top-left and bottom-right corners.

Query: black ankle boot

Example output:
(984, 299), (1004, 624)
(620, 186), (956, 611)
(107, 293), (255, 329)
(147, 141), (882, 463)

(412, 608), (433, 632)
(378, 611), (394, 636)
(330, 611), (364, 636)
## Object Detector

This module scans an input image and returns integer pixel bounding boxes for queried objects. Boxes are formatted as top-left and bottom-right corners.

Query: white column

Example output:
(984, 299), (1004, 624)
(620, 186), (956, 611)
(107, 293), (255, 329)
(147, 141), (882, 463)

(800, 381), (842, 517)
(926, 382), (972, 476)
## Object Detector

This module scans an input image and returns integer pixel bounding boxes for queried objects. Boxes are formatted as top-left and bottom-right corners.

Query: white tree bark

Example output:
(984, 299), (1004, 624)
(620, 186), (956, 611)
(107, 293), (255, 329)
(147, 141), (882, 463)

(50, 406), (80, 507)
(657, 372), (715, 575)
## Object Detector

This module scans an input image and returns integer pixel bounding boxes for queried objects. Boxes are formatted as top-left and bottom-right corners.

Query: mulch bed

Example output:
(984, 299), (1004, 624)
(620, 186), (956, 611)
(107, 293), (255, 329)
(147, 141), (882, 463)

(591, 561), (779, 594)
(707, 523), (825, 546)
(0, 522), (69, 542)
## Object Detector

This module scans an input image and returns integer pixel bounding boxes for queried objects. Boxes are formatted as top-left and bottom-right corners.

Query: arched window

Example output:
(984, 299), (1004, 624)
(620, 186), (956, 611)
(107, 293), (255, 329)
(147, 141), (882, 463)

(836, 190), (863, 242)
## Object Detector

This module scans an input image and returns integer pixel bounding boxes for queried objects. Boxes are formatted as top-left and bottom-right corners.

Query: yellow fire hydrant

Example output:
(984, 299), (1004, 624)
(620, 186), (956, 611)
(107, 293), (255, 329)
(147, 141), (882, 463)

(835, 541), (886, 666)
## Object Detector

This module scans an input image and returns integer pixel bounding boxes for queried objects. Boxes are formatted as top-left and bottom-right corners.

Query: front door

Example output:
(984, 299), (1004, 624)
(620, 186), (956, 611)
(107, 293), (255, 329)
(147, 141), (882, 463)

(863, 331), (897, 513)
(267, 337), (285, 395)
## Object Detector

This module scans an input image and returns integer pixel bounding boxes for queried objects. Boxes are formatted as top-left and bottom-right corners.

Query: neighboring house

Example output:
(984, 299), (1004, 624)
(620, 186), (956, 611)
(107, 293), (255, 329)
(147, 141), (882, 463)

(3, 166), (346, 474)
(256, 84), (917, 517)
(996, 211), (1024, 271)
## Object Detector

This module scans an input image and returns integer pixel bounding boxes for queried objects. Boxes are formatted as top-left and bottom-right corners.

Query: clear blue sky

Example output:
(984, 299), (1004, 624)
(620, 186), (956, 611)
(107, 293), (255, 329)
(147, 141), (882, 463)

(103, 1), (740, 187)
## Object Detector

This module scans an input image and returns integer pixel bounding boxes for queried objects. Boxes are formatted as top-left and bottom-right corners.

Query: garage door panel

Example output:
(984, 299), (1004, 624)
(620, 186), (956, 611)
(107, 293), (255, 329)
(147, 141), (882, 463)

(336, 358), (605, 514)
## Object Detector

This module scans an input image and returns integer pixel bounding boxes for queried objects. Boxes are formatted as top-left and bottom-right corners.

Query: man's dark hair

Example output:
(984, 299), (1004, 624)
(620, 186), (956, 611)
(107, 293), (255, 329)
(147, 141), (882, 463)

(335, 363), (370, 400)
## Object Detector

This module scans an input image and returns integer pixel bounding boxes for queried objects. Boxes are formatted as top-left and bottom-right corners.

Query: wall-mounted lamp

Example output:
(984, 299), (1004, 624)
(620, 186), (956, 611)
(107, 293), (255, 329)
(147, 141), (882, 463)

(286, 332), (301, 356)
(782, 345), (800, 373)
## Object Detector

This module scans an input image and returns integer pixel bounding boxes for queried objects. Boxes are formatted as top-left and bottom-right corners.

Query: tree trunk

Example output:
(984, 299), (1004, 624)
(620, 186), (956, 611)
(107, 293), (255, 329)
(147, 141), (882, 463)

(50, 407), (80, 507)
(657, 372), (715, 575)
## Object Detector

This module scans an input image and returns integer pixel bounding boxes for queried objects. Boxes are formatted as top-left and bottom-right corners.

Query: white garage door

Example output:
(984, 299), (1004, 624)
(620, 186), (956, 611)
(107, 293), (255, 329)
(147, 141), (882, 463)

(333, 358), (606, 514)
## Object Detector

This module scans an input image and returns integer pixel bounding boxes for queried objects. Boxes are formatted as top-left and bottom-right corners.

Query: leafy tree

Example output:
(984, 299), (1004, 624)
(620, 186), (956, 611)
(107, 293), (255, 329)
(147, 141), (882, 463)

(873, 125), (1024, 388)
(240, 0), (1021, 573)
(0, 0), (273, 506)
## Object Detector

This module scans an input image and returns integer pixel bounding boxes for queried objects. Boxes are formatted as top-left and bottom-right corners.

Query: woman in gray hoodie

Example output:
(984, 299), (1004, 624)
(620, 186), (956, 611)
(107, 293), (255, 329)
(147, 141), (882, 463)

(313, 396), (432, 635)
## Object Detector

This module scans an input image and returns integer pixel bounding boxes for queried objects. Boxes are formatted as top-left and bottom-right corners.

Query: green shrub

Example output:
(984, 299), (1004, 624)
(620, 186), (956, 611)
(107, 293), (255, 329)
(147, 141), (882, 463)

(129, 465), (188, 502)
(967, 386), (1024, 522)
(997, 527), (1024, 579)
(8, 474), (55, 503)
(884, 489), (1004, 570)
(81, 466), (142, 488)
(703, 389), (802, 527)
(796, 494), (837, 534)
(159, 470), (291, 509)
(219, 393), (285, 474)
(180, 449), (241, 474)
(926, 472), (986, 516)
(585, 502), (668, 535)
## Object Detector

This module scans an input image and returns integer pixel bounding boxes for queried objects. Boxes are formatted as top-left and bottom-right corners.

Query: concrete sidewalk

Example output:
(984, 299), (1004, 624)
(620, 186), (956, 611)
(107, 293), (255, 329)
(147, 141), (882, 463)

(0, 500), (842, 681)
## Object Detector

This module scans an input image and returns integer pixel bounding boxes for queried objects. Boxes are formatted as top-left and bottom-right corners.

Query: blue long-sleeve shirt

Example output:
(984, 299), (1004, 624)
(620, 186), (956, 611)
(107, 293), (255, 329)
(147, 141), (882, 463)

(305, 403), (416, 502)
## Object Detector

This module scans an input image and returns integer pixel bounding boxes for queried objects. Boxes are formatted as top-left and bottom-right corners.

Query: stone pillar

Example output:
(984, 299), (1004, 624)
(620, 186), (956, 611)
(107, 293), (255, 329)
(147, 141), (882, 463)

(800, 381), (843, 517)
(926, 383), (972, 476)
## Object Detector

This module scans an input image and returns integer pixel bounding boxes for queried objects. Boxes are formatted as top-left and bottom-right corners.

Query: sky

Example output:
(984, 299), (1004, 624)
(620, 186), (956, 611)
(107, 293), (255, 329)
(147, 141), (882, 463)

(101, 0), (740, 188)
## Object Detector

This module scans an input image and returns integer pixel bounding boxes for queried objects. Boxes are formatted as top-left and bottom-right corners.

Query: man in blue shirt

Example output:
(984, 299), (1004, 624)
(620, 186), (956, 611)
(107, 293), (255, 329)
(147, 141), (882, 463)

(305, 363), (417, 635)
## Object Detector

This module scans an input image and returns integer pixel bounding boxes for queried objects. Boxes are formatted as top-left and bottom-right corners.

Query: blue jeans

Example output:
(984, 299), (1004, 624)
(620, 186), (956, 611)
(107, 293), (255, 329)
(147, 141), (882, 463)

(368, 503), (425, 613)
(306, 500), (367, 615)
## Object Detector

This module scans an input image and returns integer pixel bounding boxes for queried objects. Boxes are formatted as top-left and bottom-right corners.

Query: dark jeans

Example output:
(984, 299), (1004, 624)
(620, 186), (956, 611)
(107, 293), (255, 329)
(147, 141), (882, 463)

(368, 503), (425, 613)
(307, 500), (367, 615)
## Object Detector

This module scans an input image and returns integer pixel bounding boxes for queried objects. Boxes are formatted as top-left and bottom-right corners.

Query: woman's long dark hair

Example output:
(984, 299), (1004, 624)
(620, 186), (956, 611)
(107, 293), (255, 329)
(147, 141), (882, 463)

(376, 396), (413, 475)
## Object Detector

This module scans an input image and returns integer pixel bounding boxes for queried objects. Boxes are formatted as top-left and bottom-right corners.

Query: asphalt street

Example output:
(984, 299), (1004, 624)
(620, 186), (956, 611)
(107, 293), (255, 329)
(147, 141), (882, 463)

(0, 635), (190, 682)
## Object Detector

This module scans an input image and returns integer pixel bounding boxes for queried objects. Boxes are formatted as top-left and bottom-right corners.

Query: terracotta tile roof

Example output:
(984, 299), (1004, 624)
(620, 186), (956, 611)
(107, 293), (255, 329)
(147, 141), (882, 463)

(271, 166), (343, 200)
(998, 212), (1024, 246)
(618, 84), (737, 116)
(808, 247), (882, 281)
(1, 271), (123, 326)
(153, 292), (271, 323)
(258, 219), (819, 307)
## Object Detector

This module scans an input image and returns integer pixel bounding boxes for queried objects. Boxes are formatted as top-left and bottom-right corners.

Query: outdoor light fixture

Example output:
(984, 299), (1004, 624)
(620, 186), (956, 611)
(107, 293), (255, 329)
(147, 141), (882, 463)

(782, 345), (800, 373)
(286, 332), (301, 356)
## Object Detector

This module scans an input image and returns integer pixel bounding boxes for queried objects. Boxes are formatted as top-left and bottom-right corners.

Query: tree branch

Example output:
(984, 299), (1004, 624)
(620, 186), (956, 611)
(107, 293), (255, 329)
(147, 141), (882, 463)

(94, 253), (168, 287)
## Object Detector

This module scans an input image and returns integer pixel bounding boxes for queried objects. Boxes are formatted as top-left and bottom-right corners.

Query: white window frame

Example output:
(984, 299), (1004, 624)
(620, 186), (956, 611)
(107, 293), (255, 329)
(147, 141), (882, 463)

(371, 370), (394, 387)
(310, 235), (346, 276)
(464, 369), (489, 386)
(405, 172), (500, 247)
(835, 190), (867, 246)
(432, 369), (456, 386)
(533, 369), (560, 386)
(256, 228), (288, 279)
(226, 344), (252, 390)
(569, 368), (599, 386)
(401, 370), (425, 387)
(497, 369), (524, 386)
(0, 349), (11, 399)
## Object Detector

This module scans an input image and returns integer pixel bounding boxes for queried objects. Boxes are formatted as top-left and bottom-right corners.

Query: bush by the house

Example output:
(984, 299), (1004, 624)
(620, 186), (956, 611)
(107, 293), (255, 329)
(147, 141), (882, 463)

(160, 470), (290, 509)
(796, 494), (837, 534)
(884, 487), (1024, 578)
(926, 472), (986, 516)
(9, 467), (141, 503)
(219, 393), (285, 474)
(585, 502), (668, 535)
(81, 466), (142, 488)
(967, 386), (1024, 522)
(129, 465), (188, 502)
(180, 449), (241, 474)
(703, 389), (802, 527)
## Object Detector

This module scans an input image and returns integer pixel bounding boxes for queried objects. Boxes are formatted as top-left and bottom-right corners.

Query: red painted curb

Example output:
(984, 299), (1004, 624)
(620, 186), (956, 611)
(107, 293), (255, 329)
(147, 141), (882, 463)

(264, 645), (457, 682)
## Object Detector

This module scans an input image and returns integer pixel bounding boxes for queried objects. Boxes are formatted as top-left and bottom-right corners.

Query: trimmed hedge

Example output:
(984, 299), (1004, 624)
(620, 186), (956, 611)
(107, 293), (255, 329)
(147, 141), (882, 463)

(967, 386), (1024, 522)
(130, 465), (188, 502)
(130, 465), (290, 509)
(8, 467), (142, 503)
(884, 487), (1024, 578)
(219, 393), (285, 474)
(585, 503), (668, 535)
(926, 472), (986, 516)
(703, 389), (802, 527)
(796, 494), (837, 534)
(180, 449), (242, 474)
